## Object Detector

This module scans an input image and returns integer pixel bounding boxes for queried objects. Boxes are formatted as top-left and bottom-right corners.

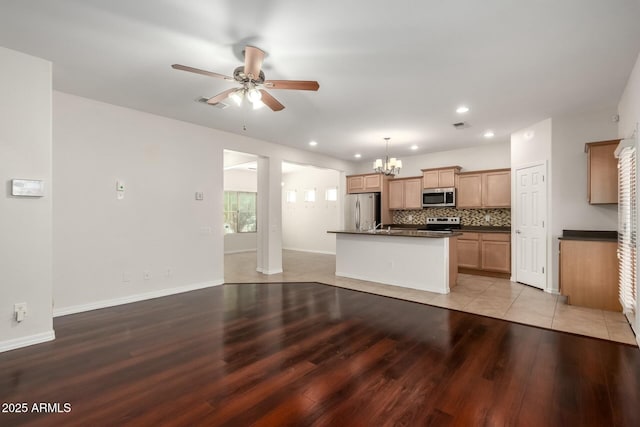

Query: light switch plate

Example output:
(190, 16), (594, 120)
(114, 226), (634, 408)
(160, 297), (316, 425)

(12, 179), (44, 197)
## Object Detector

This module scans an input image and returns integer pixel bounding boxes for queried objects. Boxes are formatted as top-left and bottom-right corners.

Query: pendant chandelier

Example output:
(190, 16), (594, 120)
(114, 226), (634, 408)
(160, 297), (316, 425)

(373, 137), (402, 176)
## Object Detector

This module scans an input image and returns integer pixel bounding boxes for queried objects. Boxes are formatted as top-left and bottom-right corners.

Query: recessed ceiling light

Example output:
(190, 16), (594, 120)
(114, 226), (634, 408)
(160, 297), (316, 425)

(309, 141), (318, 146)
(410, 145), (419, 150)
(483, 130), (495, 138)
(456, 106), (470, 114)
(354, 153), (362, 158)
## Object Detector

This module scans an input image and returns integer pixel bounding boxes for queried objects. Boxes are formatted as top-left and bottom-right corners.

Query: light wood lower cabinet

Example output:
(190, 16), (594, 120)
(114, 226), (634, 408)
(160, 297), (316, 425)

(480, 233), (511, 273)
(458, 231), (511, 276)
(457, 233), (481, 269)
(559, 239), (620, 311)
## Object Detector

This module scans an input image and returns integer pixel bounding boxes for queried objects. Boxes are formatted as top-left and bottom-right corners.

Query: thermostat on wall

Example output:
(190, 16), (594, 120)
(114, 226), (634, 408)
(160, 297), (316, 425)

(12, 179), (45, 197)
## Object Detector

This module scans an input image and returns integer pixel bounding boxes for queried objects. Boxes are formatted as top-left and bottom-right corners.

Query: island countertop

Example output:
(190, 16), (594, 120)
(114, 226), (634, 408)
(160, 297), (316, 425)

(327, 229), (462, 238)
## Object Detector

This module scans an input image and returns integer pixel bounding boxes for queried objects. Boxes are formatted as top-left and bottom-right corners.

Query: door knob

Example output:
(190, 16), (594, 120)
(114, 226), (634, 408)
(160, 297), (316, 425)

(516, 230), (521, 234)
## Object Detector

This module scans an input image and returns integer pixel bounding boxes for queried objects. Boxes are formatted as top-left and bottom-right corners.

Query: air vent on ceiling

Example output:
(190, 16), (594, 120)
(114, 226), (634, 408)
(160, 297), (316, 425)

(452, 121), (470, 129)
(196, 97), (229, 109)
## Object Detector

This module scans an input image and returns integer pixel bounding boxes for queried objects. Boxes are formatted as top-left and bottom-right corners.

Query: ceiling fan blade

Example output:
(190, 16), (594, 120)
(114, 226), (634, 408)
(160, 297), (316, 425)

(244, 46), (265, 80)
(264, 80), (320, 91)
(207, 88), (237, 105)
(171, 64), (233, 81)
(259, 90), (285, 111)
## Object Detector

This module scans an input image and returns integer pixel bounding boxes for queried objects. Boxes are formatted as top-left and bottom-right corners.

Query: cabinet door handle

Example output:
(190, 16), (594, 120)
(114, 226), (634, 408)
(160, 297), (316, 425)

(516, 230), (521, 234)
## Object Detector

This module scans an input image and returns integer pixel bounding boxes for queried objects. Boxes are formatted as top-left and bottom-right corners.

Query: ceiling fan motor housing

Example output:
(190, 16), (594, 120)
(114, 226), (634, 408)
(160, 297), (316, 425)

(233, 66), (265, 84)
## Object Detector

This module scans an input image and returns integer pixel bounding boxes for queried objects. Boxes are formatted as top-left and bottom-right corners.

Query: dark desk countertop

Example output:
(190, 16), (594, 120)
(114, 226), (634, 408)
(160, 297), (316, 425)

(558, 230), (618, 242)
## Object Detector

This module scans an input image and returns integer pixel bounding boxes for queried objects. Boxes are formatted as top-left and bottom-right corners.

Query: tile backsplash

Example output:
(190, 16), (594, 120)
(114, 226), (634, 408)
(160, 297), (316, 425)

(393, 208), (511, 226)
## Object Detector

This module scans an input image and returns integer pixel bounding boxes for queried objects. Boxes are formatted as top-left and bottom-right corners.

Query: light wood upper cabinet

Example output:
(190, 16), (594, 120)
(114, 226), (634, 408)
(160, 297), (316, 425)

(483, 170), (511, 207)
(388, 177), (422, 210)
(388, 180), (404, 209)
(346, 173), (384, 194)
(585, 139), (620, 204)
(422, 166), (461, 189)
(456, 174), (483, 208)
(403, 178), (423, 209)
(456, 169), (510, 208)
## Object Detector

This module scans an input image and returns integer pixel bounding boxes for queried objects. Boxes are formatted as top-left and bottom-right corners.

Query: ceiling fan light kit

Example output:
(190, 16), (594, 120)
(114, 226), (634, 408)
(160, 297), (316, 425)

(172, 45), (319, 112)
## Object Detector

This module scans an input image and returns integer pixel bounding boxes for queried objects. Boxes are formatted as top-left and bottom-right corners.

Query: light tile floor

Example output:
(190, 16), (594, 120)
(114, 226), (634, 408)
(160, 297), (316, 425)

(225, 250), (638, 346)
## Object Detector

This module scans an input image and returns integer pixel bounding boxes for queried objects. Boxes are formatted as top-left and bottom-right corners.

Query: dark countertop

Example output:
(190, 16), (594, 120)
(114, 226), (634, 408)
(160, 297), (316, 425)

(461, 226), (511, 233)
(384, 224), (511, 233)
(327, 229), (462, 238)
(559, 230), (618, 242)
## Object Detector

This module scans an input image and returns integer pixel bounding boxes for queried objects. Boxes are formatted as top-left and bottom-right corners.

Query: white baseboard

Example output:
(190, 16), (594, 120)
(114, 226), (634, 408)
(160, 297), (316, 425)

(224, 249), (257, 254)
(53, 279), (224, 317)
(256, 267), (283, 275)
(283, 247), (336, 255)
(0, 330), (55, 353)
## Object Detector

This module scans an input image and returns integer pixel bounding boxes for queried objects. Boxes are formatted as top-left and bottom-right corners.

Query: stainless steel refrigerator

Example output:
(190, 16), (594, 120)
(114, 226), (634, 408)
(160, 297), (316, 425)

(344, 192), (381, 231)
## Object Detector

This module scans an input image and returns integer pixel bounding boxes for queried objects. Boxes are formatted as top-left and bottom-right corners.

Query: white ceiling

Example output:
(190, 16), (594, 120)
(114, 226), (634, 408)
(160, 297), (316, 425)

(1, 1), (639, 162)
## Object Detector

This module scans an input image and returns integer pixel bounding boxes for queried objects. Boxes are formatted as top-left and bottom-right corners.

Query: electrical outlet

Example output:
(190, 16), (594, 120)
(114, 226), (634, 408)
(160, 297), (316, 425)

(143, 271), (152, 280)
(122, 272), (131, 283)
(14, 303), (27, 322)
(408, 215), (413, 221)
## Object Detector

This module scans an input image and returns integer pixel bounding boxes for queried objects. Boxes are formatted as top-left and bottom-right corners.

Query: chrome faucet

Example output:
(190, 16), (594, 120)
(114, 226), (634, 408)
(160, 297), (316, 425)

(370, 221), (383, 232)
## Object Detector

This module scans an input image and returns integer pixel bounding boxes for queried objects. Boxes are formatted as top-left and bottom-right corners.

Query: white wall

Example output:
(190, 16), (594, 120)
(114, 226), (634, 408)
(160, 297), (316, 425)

(53, 91), (225, 314)
(511, 112), (620, 293)
(551, 108), (619, 234)
(0, 47), (54, 351)
(511, 118), (552, 290)
(223, 169), (257, 253)
(617, 51), (640, 339)
(224, 169), (257, 192)
(550, 109), (619, 292)
(52, 92), (357, 313)
(511, 119), (552, 167)
(282, 167), (340, 254)
(356, 140), (510, 176)
(618, 52), (640, 140)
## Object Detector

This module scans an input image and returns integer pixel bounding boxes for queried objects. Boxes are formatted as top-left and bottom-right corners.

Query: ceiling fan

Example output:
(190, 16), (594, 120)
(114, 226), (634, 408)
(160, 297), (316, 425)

(172, 46), (319, 112)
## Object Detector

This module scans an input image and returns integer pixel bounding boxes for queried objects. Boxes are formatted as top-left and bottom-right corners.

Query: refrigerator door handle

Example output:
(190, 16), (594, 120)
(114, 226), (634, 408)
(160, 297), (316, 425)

(355, 198), (360, 231)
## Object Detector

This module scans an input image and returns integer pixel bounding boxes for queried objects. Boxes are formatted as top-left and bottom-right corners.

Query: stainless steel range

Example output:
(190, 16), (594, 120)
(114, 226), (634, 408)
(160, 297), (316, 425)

(419, 217), (461, 232)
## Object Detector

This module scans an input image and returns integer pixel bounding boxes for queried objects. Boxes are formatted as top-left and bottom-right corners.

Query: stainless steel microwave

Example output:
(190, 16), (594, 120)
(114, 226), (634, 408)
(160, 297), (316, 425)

(422, 188), (456, 207)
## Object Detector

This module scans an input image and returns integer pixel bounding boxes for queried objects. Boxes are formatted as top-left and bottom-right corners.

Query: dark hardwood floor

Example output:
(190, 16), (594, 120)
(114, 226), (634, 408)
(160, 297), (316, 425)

(1, 282), (639, 426)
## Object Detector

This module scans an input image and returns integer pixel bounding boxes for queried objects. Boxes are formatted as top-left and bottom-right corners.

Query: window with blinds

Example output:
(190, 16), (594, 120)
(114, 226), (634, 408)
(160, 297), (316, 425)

(616, 142), (637, 330)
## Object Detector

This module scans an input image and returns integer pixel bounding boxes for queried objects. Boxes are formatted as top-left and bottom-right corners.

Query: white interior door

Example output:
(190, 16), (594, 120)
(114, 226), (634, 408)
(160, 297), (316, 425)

(515, 164), (547, 289)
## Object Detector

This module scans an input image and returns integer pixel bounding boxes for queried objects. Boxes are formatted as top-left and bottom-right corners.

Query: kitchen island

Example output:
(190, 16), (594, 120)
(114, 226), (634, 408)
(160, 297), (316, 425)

(327, 229), (460, 294)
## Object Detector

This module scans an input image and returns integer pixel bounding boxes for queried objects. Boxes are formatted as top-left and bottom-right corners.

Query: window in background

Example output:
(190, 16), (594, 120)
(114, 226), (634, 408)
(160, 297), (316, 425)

(325, 187), (338, 201)
(304, 189), (316, 202)
(286, 190), (297, 203)
(223, 191), (257, 234)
